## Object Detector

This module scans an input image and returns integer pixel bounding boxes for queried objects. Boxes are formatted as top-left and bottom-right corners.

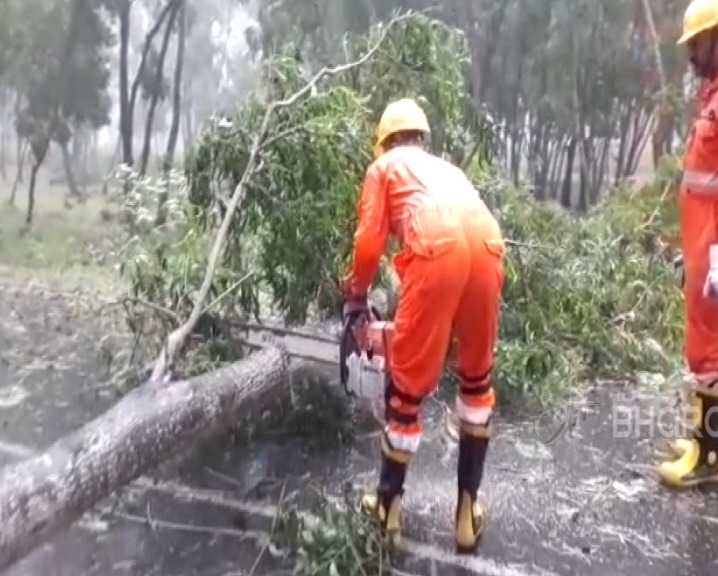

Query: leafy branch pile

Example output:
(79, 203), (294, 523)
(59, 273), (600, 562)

(271, 487), (389, 576)
(117, 11), (683, 410)
(487, 157), (683, 408)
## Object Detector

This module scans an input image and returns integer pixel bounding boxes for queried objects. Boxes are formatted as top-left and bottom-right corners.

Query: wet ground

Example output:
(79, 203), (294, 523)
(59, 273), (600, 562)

(1, 267), (718, 576)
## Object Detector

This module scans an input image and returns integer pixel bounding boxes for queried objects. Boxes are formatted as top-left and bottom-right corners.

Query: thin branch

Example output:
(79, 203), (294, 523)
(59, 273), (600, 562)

(640, 180), (672, 230)
(123, 297), (179, 324)
(201, 271), (255, 315)
(109, 510), (267, 541)
(149, 12), (415, 382)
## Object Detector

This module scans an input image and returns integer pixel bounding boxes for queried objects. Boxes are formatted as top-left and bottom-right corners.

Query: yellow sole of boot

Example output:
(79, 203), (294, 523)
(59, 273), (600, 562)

(455, 496), (484, 555)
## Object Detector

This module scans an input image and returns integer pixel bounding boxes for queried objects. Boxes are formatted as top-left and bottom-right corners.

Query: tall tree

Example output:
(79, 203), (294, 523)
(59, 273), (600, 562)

(10, 0), (113, 224)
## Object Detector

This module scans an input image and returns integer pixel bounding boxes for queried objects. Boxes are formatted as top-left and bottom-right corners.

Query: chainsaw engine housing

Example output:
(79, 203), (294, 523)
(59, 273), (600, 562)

(339, 306), (394, 399)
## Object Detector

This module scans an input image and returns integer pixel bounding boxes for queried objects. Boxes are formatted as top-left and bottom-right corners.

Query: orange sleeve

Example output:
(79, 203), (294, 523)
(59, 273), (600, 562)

(343, 162), (390, 297)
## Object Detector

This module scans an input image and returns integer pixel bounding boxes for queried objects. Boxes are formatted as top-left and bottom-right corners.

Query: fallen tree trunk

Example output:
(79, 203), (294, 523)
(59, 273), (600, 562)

(0, 345), (289, 573)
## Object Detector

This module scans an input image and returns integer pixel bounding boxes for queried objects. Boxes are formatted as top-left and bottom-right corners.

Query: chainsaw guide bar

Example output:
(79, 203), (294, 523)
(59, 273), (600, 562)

(236, 321), (342, 366)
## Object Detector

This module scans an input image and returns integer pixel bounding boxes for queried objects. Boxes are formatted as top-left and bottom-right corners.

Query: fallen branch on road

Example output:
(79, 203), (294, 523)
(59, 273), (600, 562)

(0, 345), (289, 573)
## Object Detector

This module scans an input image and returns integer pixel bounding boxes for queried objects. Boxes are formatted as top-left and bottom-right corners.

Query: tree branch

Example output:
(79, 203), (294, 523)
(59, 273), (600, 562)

(149, 11), (415, 382)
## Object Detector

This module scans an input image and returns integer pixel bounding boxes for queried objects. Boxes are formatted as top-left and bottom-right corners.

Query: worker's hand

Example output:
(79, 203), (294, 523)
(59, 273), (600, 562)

(338, 273), (370, 320)
(705, 246), (718, 300)
(342, 295), (370, 321)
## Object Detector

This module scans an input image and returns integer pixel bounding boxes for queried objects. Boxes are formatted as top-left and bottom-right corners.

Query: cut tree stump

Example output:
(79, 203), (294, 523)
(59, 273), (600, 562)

(0, 345), (290, 573)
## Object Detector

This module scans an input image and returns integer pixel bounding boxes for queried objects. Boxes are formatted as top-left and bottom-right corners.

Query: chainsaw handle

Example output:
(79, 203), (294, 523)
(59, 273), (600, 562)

(339, 305), (382, 396)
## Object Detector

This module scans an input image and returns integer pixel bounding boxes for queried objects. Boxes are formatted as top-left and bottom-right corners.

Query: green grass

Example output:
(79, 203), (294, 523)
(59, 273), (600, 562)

(0, 185), (121, 271)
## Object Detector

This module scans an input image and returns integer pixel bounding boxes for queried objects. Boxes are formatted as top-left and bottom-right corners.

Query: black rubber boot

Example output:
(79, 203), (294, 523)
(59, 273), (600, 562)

(455, 431), (489, 554)
(360, 436), (409, 544)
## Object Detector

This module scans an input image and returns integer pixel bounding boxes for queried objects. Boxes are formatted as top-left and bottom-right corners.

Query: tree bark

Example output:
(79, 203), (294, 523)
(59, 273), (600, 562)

(0, 345), (290, 573)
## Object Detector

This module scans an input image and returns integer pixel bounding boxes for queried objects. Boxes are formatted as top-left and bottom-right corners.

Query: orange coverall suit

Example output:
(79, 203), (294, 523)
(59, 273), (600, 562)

(657, 75), (718, 488)
(342, 145), (505, 455)
(680, 76), (718, 386)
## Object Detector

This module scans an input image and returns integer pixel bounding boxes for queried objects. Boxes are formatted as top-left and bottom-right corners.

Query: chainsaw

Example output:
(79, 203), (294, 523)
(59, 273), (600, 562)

(235, 305), (394, 400)
(237, 307), (462, 443)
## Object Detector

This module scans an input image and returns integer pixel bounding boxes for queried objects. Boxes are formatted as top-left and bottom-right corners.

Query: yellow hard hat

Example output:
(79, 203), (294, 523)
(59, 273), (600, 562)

(373, 98), (430, 159)
(678, 0), (718, 44)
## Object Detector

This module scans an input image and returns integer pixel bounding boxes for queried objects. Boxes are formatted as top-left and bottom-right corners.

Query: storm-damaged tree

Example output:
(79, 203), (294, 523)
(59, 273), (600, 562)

(10, 0), (113, 225)
(0, 13), (431, 569)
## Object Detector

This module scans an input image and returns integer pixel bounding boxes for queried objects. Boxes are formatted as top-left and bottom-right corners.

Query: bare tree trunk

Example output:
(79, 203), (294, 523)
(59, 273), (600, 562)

(14, 94), (23, 184)
(163, 0), (185, 174)
(475, 0), (509, 103)
(60, 140), (82, 199)
(131, 0), (181, 170)
(139, 2), (180, 176)
(0, 346), (290, 574)
(155, 0), (186, 226)
(25, 158), (42, 226)
(0, 90), (7, 181)
(560, 136), (577, 209)
(120, 0), (180, 169)
(16, 139), (23, 183)
(119, 0), (132, 166)
(640, 0), (670, 169)
(182, 101), (194, 153)
(8, 140), (27, 205)
(101, 136), (122, 195)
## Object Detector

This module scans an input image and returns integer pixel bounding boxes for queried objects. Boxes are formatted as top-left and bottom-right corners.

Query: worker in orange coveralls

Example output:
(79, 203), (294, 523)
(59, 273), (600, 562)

(339, 98), (505, 553)
(657, 0), (718, 488)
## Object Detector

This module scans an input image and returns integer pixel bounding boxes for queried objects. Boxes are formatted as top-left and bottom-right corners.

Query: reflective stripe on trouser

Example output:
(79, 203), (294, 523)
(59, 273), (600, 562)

(692, 372), (718, 389)
(383, 379), (423, 458)
(456, 369), (495, 436)
(681, 169), (718, 194)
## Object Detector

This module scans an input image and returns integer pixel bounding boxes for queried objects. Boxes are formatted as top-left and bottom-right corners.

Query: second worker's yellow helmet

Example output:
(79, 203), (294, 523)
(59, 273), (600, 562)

(678, 0), (718, 44)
